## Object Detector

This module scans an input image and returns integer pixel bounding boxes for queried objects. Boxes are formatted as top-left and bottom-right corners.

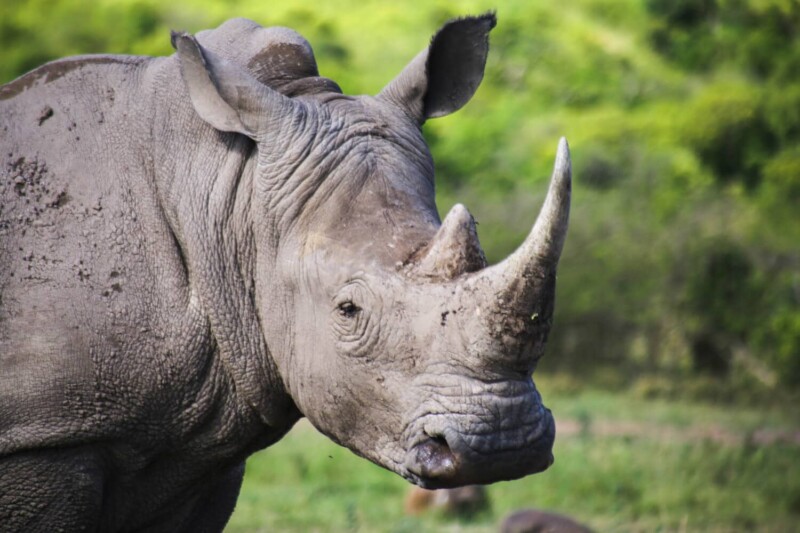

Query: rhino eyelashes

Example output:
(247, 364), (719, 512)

(337, 300), (360, 319)
(332, 304), (367, 338)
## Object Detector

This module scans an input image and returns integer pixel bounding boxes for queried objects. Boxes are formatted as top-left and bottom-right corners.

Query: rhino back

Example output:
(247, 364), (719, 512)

(0, 55), (217, 455)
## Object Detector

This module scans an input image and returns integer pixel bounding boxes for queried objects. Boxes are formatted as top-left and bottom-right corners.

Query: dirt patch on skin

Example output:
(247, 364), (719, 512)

(37, 105), (54, 126)
(556, 418), (800, 447)
(1, 155), (71, 240)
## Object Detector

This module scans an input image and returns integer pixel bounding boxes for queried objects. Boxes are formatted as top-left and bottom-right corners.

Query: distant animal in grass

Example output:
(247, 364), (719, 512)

(500, 509), (594, 533)
(405, 485), (490, 516)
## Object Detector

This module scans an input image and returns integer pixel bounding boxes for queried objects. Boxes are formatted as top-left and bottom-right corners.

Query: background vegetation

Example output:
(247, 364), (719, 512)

(2, 0), (798, 530)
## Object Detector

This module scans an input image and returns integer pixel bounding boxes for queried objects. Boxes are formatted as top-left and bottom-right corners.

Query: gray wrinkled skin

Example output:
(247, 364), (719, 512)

(0, 14), (571, 532)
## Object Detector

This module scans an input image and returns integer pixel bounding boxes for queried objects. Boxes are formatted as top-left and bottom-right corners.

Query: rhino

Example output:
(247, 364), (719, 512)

(0, 13), (571, 532)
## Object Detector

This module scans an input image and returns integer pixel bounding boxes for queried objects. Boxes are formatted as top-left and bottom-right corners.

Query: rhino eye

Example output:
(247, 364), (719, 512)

(337, 301), (360, 319)
(332, 282), (379, 358)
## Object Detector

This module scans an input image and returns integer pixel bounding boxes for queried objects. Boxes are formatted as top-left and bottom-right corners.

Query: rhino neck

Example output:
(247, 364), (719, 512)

(149, 57), (301, 437)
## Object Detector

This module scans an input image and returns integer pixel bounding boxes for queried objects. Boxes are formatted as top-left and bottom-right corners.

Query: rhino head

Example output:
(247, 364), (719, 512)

(173, 13), (570, 488)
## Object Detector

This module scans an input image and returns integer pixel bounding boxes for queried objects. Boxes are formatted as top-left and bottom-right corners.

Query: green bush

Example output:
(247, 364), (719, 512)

(682, 83), (777, 190)
(1, 0), (798, 397)
(753, 305), (800, 388)
(646, 0), (800, 78)
(761, 147), (800, 204)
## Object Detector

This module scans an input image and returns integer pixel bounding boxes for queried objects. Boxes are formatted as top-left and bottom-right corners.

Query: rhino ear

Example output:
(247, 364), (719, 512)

(171, 31), (297, 138)
(378, 13), (496, 123)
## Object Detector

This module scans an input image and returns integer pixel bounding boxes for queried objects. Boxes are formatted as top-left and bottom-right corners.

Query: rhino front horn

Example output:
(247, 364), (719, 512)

(506, 137), (571, 276)
(467, 138), (571, 314)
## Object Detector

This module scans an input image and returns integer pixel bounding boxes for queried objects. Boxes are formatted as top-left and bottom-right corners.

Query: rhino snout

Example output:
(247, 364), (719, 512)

(402, 384), (555, 488)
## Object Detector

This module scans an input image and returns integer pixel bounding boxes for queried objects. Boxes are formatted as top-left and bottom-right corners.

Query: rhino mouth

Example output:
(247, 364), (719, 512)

(401, 384), (556, 488)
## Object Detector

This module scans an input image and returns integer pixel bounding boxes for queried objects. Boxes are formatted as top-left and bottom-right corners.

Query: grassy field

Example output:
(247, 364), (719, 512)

(226, 376), (800, 532)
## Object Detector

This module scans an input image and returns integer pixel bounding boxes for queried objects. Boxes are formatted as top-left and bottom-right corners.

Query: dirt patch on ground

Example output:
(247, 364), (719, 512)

(556, 417), (800, 447)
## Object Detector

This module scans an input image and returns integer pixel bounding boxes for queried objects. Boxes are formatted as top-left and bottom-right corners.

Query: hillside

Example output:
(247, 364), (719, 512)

(3, 0), (799, 393)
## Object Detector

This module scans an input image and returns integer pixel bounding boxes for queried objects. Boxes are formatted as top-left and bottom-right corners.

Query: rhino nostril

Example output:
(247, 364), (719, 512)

(428, 433), (448, 448)
(406, 433), (459, 484)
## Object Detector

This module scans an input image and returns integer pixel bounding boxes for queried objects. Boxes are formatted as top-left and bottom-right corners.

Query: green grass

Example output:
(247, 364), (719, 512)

(226, 379), (800, 532)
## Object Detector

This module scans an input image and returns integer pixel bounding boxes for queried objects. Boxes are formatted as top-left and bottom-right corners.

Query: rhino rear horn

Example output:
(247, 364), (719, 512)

(415, 204), (487, 280)
(172, 31), (300, 139)
(378, 13), (496, 123)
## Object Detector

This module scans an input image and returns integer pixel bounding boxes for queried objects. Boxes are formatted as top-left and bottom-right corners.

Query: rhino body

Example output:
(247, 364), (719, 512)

(0, 15), (570, 531)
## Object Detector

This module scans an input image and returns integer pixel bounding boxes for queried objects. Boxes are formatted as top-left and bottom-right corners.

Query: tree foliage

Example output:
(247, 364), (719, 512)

(2, 0), (798, 393)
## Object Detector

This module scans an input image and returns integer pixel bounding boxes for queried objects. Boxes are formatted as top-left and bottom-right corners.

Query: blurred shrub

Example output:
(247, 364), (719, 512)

(760, 147), (800, 205)
(647, 0), (800, 78)
(537, 372), (585, 397)
(576, 147), (624, 190)
(1, 0), (798, 400)
(752, 297), (800, 388)
(544, 312), (636, 375)
(646, 0), (717, 26)
(630, 375), (677, 400)
(681, 239), (760, 374)
(646, 0), (718, 70)
(682, 83), (777, 190)
(763, 82), (800, 145)
(684, 240), (757, 339)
